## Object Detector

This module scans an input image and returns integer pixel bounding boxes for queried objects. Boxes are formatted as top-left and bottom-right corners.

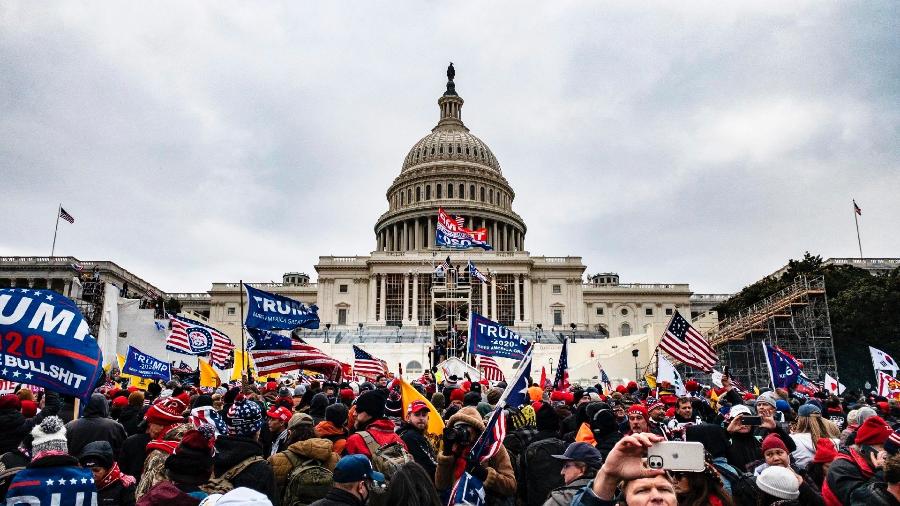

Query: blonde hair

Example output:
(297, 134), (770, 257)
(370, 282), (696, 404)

(793, 413), (840, 440)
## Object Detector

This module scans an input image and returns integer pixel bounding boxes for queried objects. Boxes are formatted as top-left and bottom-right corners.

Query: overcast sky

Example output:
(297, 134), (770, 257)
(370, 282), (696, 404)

(2, 2), (898, 294)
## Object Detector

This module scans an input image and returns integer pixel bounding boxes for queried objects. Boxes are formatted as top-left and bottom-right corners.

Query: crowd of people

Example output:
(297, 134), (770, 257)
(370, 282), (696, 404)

(0, 369), (899, 505)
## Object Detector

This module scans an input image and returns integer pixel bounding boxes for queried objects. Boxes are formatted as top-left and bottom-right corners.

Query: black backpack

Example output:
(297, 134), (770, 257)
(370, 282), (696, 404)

(521, 437), (567, 506)
(714, 463), (758, 506)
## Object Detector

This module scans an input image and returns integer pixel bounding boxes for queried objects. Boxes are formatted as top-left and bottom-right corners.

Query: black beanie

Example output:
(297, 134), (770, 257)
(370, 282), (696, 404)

(165, 428), (214, 485)
(78, 440), (114, 469)
(590, 408), (619, 438)
(326, 403), (349, 427)
(463, 391), (481, 407)
(355, 390), (386, 419)
(536, 403), (560, 432)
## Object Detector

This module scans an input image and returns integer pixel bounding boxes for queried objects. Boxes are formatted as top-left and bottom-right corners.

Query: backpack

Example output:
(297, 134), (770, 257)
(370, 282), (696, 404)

(714, 464), (758, 506)
(201, 456), (265, 495)
(358, 431), (414, 506)
(521, 437), (567, 506)
(280, 451), (333, 506)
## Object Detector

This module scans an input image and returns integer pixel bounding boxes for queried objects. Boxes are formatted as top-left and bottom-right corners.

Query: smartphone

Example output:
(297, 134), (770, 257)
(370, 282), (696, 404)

(647, 441), (706, 472)
(740, 416), (762, 426)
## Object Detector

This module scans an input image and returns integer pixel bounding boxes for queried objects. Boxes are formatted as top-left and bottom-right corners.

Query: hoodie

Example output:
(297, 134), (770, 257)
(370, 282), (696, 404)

(315, 420), (349, 455)
(65, 393), (127, 456)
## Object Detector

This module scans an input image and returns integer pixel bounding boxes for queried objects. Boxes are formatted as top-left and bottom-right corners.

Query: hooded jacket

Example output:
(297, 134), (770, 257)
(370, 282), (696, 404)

(268, 437), (339, 491)
(117, 404), (145, 437)
(315, 420), (348, 455)
(136, 481), (203, 506)
(398, 420), (438, 481)
(309, 393), (329, 426)
(543, 476), (594, 506)
(213, 434), (277, 502)
(0, 390), (60, 454)
(344, 418), (407, 459)
(65, 393), (128, 456)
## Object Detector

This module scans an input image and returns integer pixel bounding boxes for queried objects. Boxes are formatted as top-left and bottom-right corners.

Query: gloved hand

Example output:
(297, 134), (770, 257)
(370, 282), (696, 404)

(471, 463), (489, 482)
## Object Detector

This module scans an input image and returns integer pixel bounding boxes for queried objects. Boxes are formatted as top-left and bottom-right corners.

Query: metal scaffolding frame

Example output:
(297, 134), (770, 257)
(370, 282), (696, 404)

(431, 267), (472, 366)
(709, 276), (838, 389)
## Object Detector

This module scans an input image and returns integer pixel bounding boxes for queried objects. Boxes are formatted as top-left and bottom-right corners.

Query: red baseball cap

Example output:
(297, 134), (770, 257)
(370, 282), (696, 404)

(267, 406), (292, 422)
(407, 400), (430, 414)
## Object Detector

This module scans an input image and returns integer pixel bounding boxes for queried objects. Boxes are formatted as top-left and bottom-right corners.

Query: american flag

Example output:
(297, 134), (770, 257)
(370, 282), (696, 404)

(59, 207), (75, 224)
(455, 215), (465, 229)
(478, 355), (505, 382)
(854, 199), (862, 216)
(659, 310), (717, 372)
(553, 339), (569, 390)
(352, 345), (388, 380)
(252, 340), (342, 377)
(468, 406), (507, 464)
(166, 314), (234, 368)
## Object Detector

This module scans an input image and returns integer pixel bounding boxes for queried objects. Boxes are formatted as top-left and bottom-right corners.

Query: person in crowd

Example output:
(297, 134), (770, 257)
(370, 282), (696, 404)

(119, 390), (146, 436)
(823, 414), (893, 505)
(790, 403), (842, 470)
(0, 390), (60, 455)
(200, 487), (275, 505)
(317, 403), (350, 454)
(383, 461), (442, 506)
(79, 440), (137, 506)
(189, 394), (229, 437)
(543, 442), (603, 506)
(685, 423), (742, 496)
(397, 400), (438, 481)
(435, 406), (516, 501)
(66, 392), (128, 456)
(213, 394), (277, 500)
(266, 405), (293, 457)
(310, 393), (330, 426)
(667, 396), (697, 434)
(310, 454), (385, 506)
(626, 404), (649, 434)
(344, 390), (407, 459)
(268, 412), (338, 502)
(726, 405), (795, 473)
(672, 458), (735, 506)
(755, 465), (801, 505)
(519, 403), (566, 506)
(589, 404), (623, 460)
(845, 406), (878, 446)
(755, 433), (825, 505)
(6, 416), (98, 504)
(807, 437), (839, 489)
(122, 396), (187, 481)
(138, 427), (215, 506)
(135, 420), (194, 499)
(647, 400), (668, 435)
(852, 438), (900, 505)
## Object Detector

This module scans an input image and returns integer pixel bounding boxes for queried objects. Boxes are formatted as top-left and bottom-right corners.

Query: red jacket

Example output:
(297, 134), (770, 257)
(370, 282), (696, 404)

(344, 418), (407, 458)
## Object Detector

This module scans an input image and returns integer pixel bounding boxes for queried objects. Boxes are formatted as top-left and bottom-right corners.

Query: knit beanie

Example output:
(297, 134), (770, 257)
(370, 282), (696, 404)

(757, 391), (778, 408)
(384, 391), (403, 420)
(528, 386), (543, 402)
(486, 388), (502, 406)
(813, 438), (839, 463)
(775, 399), (791, 414)
(20, 400), (37, 418)
(0, 394), (21, 411)
(325, 403), (349, 427)
(798, 403), (822, 417)
(78, 440), (114, 469)
(761, 433), (788, 453)
(857, 407), (878, 425)
(449, 389), (465, 403)
(200, 487), (272, 505)
(430, 392), (446, 411)
(756, 465), (800, 500)
(355, 390), (386, 419)
(227, 396), (264, 437)
(627, 404), (647, 419)
(536, 403), (560, 432)
(166, 427), (215, 484)
(31, 416), (67, 455)
(463, 391), (481, 407)
(145, 397), (187, 425)
(856, 416), (894, 446)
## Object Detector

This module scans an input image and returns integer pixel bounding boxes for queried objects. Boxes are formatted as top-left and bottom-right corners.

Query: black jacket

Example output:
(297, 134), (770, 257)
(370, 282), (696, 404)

(214, 435), (278, 503)
(117, 405), (144, 437)
(65, 393), (127, 456)
(309, 487), (366, 506)
(398, 421), (437, 481)
(98, 478), (137, 506)
(0, 391), (60, 454)
(119, 432), (150, 478)
(852, 480), (900, 506)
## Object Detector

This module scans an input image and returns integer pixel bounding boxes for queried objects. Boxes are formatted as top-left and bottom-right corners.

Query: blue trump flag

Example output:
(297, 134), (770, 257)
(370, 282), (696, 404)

(0, 288), (103, 400)
(122, 346), (171, 382)
(762, 342), (802, 389)
(244, 284), (319, 331)
(448, 471), (486, 506)
(6, 464), (97, 505)
(468, 312), (529, 360)
(246, 327), (292, 350)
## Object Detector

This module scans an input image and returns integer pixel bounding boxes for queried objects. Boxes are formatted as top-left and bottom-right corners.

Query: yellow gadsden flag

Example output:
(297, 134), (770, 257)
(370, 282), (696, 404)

(230, 350), (255, 381)
(398, 378), (445, 449)
(117, 355), (154, 390)
(199, 358), (221, 388)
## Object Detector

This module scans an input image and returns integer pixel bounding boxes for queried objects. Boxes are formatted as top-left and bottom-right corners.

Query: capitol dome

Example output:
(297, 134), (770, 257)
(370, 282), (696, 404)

(374, 65), (526, 253)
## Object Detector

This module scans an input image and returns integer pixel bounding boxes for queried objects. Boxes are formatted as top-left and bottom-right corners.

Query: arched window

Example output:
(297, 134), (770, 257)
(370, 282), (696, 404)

(470, 185), (476, 200)
(620, 322), (631, 337)
(407, 189), (411, 203)
(489, 189), (493, 204)
(426, 185), (431, 200)
(400, 192), (404, 206)
(416, 187), (421, 202)
(448, 184), (454, 198)
(480, 187), (485, 202)
(406, 360), (423, 373)
(459, 184), (464, 198)
(437, 184), (442, 199)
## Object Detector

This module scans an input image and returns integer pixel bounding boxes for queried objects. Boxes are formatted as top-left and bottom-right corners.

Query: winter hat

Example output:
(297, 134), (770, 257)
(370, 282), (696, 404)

(166, 427), (215, 484)
(756, 465), (800, 500)
(384, 392), (403, 420)
(112, 396), (129, 409)
(798, 403), (822, 417)
(813, 438), (839, 463)
(325, 403), (349, 427)
(293, 385), (307, 397)
(449, 389), (466, 403)
(339, 388), (355, 402)
(145, 397), (187, 425)
(757, 391), (778, 408)
(288, 413), (314, 430)
(78, 440), (114, 469)
(20, 400), (37, 418)
(200, 487), (274, 505)
(685, 380), (700, 392)
(0, 394), (21, 411)
(615, 385), (627, 394)
(626, 381), (638, 393)
(884, 430), (900, 456)
(31, 416), (67, 455)
(486, 388), (502, 406)
(430, 392), (446, 411)
(761, 433), (788, 453)
(856, 416), (894, 446)
(227, 396), (264, 437)
(355, 390), (386, 419)
(627, 404), (647, 419)
(528, 386), (543, 402)
(536, 403), (560, 431)
(463, 391), (481, 407)
(856, 406), (878, 425)
(775, 400), (791, 414)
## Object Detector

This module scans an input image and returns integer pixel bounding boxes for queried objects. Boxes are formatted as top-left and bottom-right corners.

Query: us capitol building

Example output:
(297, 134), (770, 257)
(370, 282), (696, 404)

(0, 67), (737, 381)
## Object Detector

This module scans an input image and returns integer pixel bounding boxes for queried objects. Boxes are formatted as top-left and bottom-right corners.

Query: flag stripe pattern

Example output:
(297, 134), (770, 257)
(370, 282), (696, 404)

(59, 207), (75, 224)
(470, 406), (507, 464)
(166, 315), (234, 368)
(659, 310), (716, 372)
(352, 345), (388, 380)
(478, 355), (505, 382)
(252, 340), (342, 377)
(553, 339), (569, 390)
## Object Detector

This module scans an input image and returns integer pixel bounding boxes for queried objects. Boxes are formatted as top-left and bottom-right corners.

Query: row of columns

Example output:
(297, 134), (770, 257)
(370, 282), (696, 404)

(377, 216), (524, 252)
(1, 277), (73, 296)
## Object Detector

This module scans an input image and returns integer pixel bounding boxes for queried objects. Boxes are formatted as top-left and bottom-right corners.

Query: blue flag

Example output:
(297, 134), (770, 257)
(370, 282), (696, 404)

(6, 465), (97, 505)
(448, 471), (486, 506)
(244, 284), (319, 331)
(468, 312), (529, 360)
(122, 346), (171, 382)
(246, 328), (292, 350)
(468, 406), (507, 465)
(0, 288), (103, 400)
(762, 342), (802, 389)
(499, 344), (533, 409)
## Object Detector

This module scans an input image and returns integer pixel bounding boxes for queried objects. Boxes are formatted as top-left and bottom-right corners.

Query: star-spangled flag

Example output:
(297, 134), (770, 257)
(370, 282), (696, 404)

(467, 405), (507, 465)
(599, 366), (611, 389)
(352, 345), (388, 380)
(448, 471), (486, 506)
(251, 340), (343, 378)
(478, 355), (505, 382)
(166, 314), (234, 368)
(467, 261), (488, 284)
(246, 328), (292, 350)
(59, 207), (75, 224)
(553, 339), (569, 390)
(659, 310), (717, 372)
(870, 346), (899, 375)
(498, 343), (534, 409)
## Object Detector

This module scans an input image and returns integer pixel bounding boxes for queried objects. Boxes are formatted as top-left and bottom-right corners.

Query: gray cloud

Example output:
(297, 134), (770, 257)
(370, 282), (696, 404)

(1, 1), (897, 294)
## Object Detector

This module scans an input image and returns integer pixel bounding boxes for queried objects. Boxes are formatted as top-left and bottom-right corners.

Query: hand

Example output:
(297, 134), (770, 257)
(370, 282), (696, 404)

(591, 433), (666, 500)
(761, 415), (776, 430)
(871, 449), (887, 469)
(726, 414), (744, 433)
(471, 463), (489, 482)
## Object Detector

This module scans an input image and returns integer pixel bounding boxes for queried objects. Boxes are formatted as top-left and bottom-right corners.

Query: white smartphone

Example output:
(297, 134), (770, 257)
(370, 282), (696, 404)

(646, 441), (706, 472)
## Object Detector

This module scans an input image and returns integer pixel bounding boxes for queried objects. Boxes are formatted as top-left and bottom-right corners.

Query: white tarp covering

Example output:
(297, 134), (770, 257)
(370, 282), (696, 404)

(437, 356), (480, 382)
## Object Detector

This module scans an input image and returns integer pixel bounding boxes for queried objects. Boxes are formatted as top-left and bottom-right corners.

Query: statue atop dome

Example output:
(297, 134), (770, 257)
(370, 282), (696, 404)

(444, 62), (457, 96)
(447, 62), (455, 82)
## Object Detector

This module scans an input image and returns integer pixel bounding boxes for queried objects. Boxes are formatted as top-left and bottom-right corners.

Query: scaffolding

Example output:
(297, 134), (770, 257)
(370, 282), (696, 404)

(709, 276), (838, 389)
(431, 266), (471, 367)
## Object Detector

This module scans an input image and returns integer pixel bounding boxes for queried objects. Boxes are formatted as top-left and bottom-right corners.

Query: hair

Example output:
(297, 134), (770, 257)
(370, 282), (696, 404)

(288, 424), (318, 445)
(806, 461), (828, 489)
(675, 469), (735, 506)
(16, 389), (34, 402)
(884, 453), (900, 485)
(792, 414), (840, 440)
(128, 390), (145, 407)
(677, 397), (693, 408)
(384, 462), (441, 506)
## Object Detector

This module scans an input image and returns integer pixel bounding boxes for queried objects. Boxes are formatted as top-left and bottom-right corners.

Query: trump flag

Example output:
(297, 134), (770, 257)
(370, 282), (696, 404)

(245, 284), (320, 331)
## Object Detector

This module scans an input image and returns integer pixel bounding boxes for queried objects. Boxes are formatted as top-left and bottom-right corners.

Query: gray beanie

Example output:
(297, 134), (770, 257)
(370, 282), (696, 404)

(756, 466), (800, 500)
(757, 391), (779, 408)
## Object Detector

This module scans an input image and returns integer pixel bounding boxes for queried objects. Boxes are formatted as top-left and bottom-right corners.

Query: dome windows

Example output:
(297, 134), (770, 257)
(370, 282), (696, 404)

(470, 185), (475, 201)
(437, 184), (442, 199)
(459, 184), (464, 199)
(480, 187), (485, 202)
(407, 189), (411, 204)
(416, 187), (421, 202)
(489, 189), (493, 204)
(426, 185), (431, 200)
(448, 184), (454, 198)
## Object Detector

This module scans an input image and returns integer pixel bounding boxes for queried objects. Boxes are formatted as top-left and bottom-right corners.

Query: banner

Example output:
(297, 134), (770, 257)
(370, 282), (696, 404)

(436, 208), (492, 250)
(762, 342), (801, 389)
(878, 371), (900, 398)
(399, 378), (445, 449)
(467, 261), (488, 283)
(468, 312), (529, 360)
(117, 355), (154, 390)
(497, 344), (533, 409)
(246, 327), (292, 350)
(657, 355), (686, 396)
(122, 346), (171, 382)
(0, 288), (103, 400)
(871, 346), (899, 375)
(244, 284), (320, 331)
(824, 373), (846, 395)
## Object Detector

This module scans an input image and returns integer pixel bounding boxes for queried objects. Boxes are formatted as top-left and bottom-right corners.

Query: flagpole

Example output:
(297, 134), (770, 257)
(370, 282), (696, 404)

(240, 280), (247, 379)
(50, 203), (61, 257)
(853, 199), (863, 259)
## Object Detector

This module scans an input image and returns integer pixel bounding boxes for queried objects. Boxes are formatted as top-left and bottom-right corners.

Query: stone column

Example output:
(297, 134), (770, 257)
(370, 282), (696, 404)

(492, 221), (498, 249)
(513, 273), (521, 324)
(379, 275), (386, 323)
(402, 221), (408, 251)
(368, 275), (377, 322)
(411, 273), (419, 325)
(414, 218), (420, 251)
(393, 223), (399, 251)
(523, 275), (532, 323)
(402, 274), (409, 324)
(428, 217), (434, 248)
(490, 276), (498, 320)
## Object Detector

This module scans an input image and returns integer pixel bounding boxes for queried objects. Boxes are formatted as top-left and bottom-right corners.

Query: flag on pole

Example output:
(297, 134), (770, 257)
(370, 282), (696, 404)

(448, 471), (486, 506)
(467, 261), (488, 284)
(352, 345), (388, 380)
(398, 377), (445, 447)
(762, 342), (802, 389)
(166, 314), (235, 368)
(553, 339), (569, 390)
(252, 341), (342, 378)
(854, 200), (862, 216)
(878, 371), (900, 398)
(824, 373), (845, 395)
(198, 358), (221, 387)
(478, 355), (505, 382)
(870, 346), (899, 375)
(657, 354), (686, 396)
(498, 344), (534, 409)
(59, 207), (75, 224)
(599, 365), (611, 391)
(658, 310), (717, 372)
(467, 406), (507, 465)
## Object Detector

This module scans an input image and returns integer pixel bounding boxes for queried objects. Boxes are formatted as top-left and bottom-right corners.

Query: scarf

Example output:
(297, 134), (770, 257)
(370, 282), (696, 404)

(97, 462), (136, 490)
(452, 445), (474, 481)
(145, 439), (179, 455)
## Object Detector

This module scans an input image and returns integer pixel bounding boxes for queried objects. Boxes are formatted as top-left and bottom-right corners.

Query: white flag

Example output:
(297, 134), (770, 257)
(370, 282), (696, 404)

(824, 373), (846, 395)
(870, 346), (899, 374)
(877, 371), (900, 397)
(657, 355), (687, 396)
(710, 369), (724, 388)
